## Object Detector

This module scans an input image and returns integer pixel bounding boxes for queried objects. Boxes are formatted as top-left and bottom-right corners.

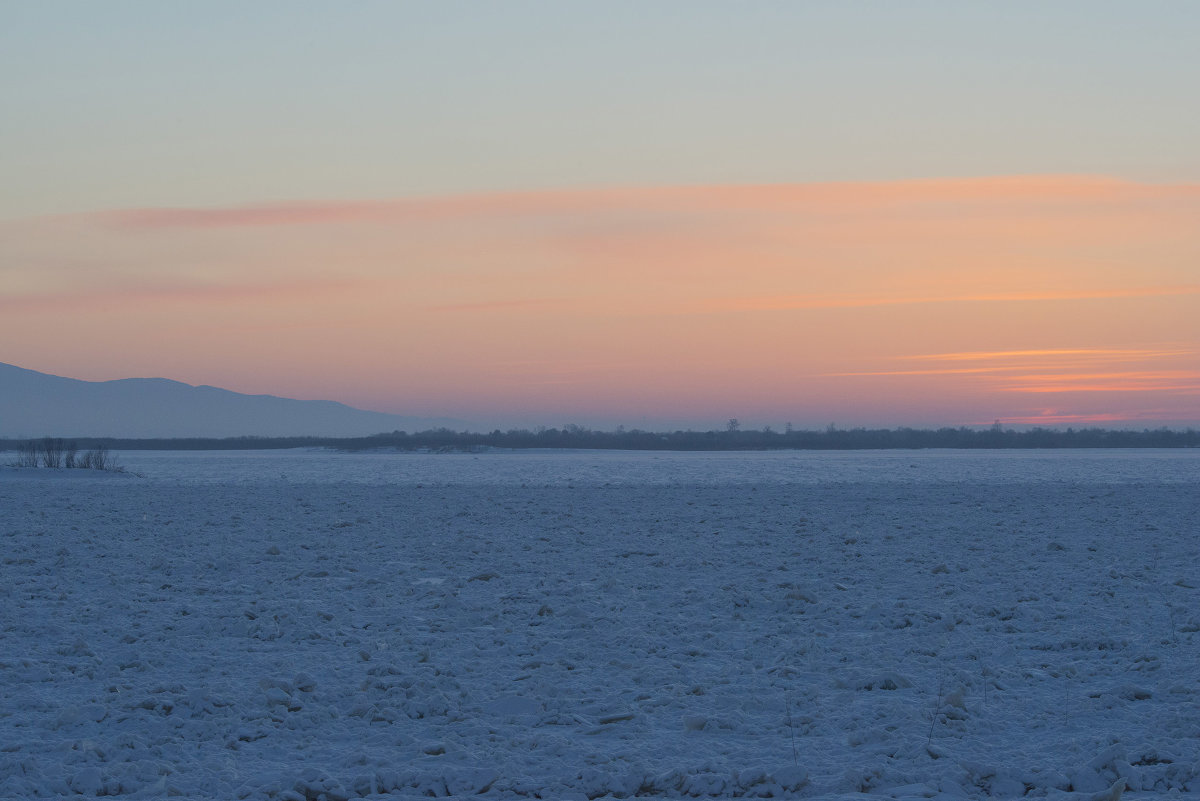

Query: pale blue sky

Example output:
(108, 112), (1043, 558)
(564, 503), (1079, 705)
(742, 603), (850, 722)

(4, 1), (1199, 218)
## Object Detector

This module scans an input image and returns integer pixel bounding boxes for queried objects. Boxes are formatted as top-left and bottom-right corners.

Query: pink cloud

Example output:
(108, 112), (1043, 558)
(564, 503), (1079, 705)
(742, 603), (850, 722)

(93, 174), (1200, 231)
(0, 277), (365, 314)
(98, 188), (680, 230)
(106, 203), (388, 229)
(424, 298), (559, 312)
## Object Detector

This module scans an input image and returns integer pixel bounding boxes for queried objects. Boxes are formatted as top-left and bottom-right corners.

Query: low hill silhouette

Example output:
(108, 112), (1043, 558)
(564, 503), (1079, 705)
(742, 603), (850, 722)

(0, 362), (466, 438)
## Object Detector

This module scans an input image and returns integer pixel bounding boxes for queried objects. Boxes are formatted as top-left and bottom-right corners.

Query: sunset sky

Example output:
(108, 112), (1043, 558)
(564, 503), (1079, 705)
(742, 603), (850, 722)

(3, 2), (1198, 430)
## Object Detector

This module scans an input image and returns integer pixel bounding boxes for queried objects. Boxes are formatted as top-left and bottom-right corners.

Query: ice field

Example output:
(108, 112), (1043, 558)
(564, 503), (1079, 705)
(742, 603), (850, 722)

(2, 449), (1198, 799)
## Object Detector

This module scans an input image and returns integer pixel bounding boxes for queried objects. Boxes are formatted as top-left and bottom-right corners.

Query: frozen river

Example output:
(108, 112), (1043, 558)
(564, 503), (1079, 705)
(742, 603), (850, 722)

(2, 449), (1198, 799)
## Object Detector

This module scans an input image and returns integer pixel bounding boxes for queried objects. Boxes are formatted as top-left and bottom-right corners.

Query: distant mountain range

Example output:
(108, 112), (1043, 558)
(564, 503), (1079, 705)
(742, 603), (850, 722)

(0, 362), (469, 438)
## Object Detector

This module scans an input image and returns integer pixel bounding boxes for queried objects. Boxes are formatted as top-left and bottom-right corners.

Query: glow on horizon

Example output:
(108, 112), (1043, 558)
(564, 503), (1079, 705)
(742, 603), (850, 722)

(2, 176), (1199, 429)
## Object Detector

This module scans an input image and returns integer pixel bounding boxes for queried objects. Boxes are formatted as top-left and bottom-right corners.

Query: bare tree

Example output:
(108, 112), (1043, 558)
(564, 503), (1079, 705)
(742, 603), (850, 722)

(16, 441), (39, 468)
(40, 438), (64, 468)
(85, 446), (110, 471)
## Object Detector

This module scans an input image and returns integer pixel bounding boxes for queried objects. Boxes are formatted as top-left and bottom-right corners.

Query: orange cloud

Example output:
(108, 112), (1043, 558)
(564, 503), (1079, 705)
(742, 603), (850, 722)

(994, 411), (1165, 425)
(907, 348), (1191, 362)
(829, 366), (1045, 377)
(699, 286), (1200, 314)
(831, 350), (1197, 377)
(1001, 384), (1200, 394)
(996, 371), (1200, 382)
(831, 346), (1200, 428)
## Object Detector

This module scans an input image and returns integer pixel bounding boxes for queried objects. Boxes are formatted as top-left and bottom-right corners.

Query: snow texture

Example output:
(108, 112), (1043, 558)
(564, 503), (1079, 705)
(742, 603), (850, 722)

(1, 449), (1197, 800)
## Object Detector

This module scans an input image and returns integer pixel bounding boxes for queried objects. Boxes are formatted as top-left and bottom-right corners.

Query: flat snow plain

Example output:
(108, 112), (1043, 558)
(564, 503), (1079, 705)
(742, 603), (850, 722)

(1, 449), (1198, 800)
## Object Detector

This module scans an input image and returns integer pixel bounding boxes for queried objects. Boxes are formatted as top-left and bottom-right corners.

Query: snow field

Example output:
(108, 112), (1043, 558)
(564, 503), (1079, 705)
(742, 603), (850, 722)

(1, 451), (1198, 799)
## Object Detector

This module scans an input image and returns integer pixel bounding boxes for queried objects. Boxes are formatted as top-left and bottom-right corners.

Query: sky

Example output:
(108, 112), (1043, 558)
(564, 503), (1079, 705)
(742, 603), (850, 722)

(3, 1), (1199, 430)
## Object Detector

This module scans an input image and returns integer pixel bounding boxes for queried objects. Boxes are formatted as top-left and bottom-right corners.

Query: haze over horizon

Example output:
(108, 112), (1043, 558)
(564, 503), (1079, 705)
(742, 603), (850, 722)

(4, 2), (1199, 430)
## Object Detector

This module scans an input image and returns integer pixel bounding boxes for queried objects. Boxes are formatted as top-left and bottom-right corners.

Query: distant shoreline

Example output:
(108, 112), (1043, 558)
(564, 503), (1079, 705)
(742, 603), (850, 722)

(2, 426), (1197, 452)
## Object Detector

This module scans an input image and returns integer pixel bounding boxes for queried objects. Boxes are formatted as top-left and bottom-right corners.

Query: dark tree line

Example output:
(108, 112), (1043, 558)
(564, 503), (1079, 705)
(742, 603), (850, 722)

(333, 424), (1199, 451)
(3, 425), (1197, 454)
